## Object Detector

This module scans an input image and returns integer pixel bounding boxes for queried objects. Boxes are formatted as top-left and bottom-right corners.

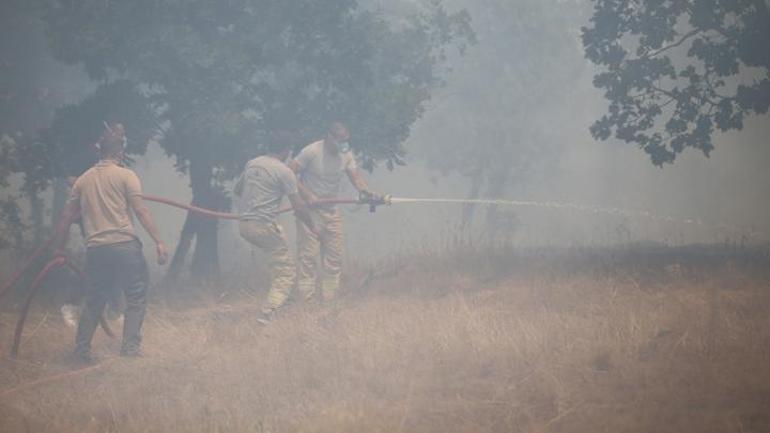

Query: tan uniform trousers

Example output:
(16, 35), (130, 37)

(296, 207), (344, 301)
(239, 220), (295, 312)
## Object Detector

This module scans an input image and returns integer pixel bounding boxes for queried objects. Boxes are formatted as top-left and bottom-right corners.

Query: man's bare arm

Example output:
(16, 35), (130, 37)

(287, 192), (317, 234)
(129, 195), (163, 244)
(129, 195), (168, 265)
(346, 167), (369, 193)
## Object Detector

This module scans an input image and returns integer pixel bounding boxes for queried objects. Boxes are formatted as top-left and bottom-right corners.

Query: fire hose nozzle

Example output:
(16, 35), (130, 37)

(359, 192), (392, 212)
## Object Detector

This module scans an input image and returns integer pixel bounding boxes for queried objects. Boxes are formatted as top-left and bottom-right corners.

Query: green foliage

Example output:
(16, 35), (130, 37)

(38, 0), (472, 275)
(7, 80), (159, 198)
(0, 134), (24, 249)
(43, 0), (473, 177)
(582, 0), (770, 165)
(0, 197), (24, 250)
(50, 81), (158, 174)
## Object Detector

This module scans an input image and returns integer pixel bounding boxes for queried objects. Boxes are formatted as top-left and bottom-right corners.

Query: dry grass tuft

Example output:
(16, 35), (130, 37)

(1, 245), (769, 432)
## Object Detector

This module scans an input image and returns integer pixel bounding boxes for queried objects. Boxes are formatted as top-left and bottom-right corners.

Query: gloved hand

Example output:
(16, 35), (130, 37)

(359, 190), (391, 212)
(358, 190), (384, 204)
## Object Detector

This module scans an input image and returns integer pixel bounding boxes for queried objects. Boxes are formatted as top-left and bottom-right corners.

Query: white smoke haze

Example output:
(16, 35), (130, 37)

(1, 0), (766, 273)
(3, 3), (770, 433)
(109, 0), (770, 271)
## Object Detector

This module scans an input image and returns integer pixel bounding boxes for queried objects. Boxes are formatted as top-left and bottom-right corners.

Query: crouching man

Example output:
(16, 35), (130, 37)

(56, 128), (168, 363)
(235, 131), (315, 323)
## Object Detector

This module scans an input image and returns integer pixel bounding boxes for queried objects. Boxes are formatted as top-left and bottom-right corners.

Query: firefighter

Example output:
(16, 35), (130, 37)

(56, 128), (167, 362)
(289, 122), (382, 302)
(234, 131), (315, 323)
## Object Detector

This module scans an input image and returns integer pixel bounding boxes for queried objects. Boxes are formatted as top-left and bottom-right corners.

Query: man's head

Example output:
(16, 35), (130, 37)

(98, 124), (126, 161)
(99, 133), (125, 160)
(108, 122), (125, 137)
(266, 130), (296, 161)
(325, 122), (350, 154)
(98, 122), (126, 161)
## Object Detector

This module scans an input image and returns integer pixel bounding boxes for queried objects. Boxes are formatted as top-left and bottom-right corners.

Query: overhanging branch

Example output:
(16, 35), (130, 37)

(647, 29), (699, 58)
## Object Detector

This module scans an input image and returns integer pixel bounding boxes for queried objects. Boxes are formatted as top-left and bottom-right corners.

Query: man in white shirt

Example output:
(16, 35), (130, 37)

(289, 122), (378, 302)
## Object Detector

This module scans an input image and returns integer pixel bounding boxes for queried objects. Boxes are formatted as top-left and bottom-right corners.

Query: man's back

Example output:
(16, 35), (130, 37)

(71, 161), (141, 247)
(237, 155), (298, 223)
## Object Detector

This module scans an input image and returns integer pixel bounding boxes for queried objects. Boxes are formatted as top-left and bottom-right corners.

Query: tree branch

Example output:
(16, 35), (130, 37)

(704, 71), (733, 102)
(651, 84), (679, 100)
(647, 29), (699, 58)
(660, 96), (677, 109)
(651, 82), (725, 108)
(681, 2), (733, 41)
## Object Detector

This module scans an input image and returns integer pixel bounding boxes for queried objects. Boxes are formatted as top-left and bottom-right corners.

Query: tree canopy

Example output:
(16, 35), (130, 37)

(582, 0), (770, 165)
(43, 0), (472, 170)
(39, 0), (473, 277)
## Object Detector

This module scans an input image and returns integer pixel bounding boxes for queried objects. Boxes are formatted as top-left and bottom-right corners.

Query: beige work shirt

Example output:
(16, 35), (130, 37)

(235, 155), (299, 223)
(68, 160), (142, 247)
(292, 140), (357, 199)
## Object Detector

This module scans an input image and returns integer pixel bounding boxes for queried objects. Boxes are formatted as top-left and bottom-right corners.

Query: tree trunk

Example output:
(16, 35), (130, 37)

(165, 214), (197, 282)
(189, 157), (221, 280)
(165, 157), (222, 283)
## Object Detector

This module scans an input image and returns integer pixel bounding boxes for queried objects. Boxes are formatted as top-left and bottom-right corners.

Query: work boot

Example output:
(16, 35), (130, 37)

(73, 349), (98, 366)
(283, 294), (296, 307)
(256, 308), (276, 326)
(321, 274), (340, 302)
(120, 347), (143, 358)
(298, 281), (317, 304)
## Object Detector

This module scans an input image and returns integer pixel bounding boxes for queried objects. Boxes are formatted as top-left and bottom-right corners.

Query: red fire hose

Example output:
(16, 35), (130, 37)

(141, 195), (241, 220)
(11, 256), (66, 357)
(1, 193), (373, 358)
(1, 195), (361, 300)
(141, 194), (360, 217)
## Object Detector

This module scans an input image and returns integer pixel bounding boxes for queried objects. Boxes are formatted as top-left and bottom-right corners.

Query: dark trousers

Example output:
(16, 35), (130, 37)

(75, 239), (149, 355)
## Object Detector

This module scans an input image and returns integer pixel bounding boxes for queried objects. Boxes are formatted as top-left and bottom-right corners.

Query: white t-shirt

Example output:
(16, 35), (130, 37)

(293, 140), (357, 199)
(235, 155), (298, 223)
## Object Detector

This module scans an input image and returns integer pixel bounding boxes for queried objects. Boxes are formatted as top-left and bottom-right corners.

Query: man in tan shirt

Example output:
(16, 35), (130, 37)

(60, 122), (127, 326)
(57, 128), (167, 362)
(234, 131), (314, 323)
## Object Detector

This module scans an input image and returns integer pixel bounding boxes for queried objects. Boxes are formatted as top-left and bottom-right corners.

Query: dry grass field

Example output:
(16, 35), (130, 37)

(1, 245), (769, 433)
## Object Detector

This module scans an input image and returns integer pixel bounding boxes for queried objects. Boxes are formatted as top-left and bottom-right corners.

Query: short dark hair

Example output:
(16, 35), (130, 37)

(99, 130), (124, 158)
(328, 122), (348, 136)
